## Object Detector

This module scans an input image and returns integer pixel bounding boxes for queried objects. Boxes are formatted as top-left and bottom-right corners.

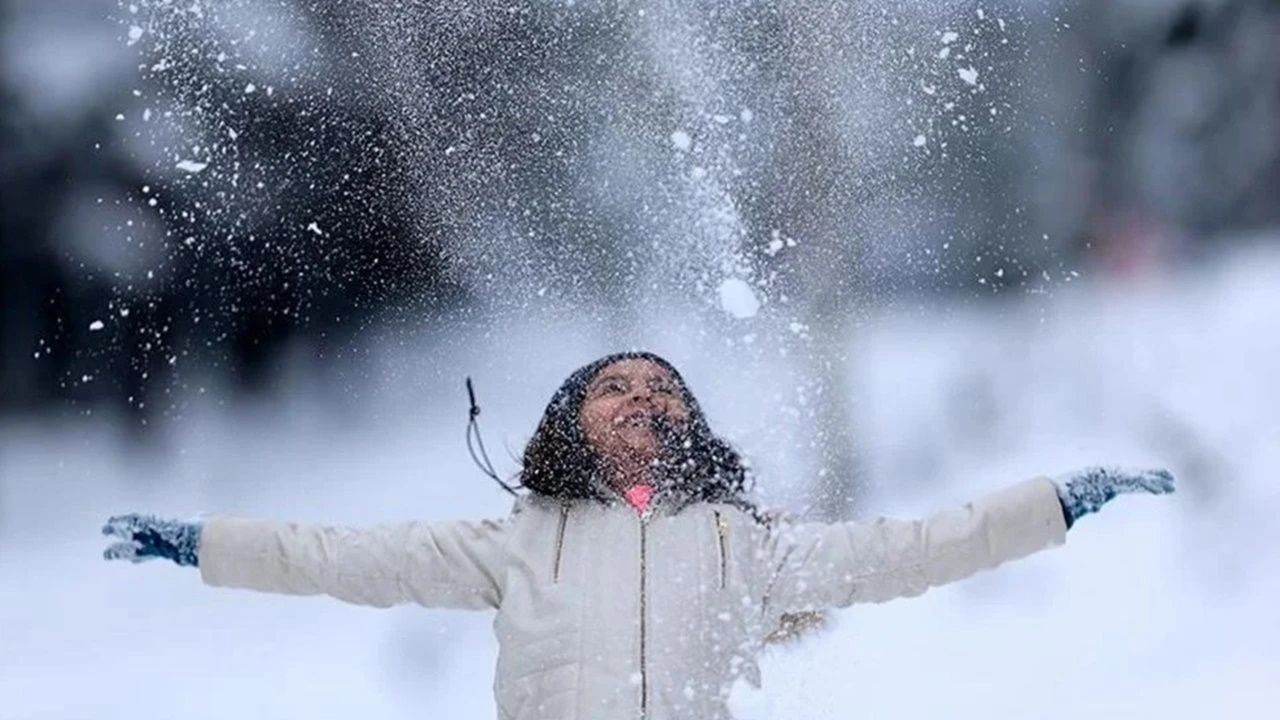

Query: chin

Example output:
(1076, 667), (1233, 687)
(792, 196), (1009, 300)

(623, 440), (660, 457)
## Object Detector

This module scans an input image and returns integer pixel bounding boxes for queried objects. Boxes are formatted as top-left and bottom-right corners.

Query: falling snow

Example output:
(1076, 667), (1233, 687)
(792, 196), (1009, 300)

(718, 277), (760, 319)
(85, 0), (1063, 424)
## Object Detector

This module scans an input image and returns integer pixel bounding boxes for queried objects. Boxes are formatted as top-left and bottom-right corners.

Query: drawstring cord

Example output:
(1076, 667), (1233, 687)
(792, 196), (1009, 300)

(465, 377), (521, 496)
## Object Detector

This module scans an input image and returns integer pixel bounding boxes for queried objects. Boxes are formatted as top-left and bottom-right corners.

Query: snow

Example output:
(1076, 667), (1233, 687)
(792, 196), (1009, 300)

(727, 676), (769, 718)
(2, 245), (1279, 718)
(717, 277), (760, 318)
(5, 0), (1278, 715)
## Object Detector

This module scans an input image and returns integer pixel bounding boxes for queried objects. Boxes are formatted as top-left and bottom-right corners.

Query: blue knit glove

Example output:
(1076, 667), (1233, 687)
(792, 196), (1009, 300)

(1052, 466), (1175, 529)
(102, 514), (203, 567)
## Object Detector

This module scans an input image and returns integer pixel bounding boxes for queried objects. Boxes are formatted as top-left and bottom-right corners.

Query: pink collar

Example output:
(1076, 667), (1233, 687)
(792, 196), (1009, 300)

(623, 483), (654, 513)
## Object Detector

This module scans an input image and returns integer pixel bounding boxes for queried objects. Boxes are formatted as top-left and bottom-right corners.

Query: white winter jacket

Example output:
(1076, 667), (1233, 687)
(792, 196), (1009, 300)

(198, 477), (1067, 719)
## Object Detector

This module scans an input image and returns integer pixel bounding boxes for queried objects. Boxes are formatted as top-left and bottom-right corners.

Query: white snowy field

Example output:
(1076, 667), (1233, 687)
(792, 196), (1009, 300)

(2, 243), (1278, 719)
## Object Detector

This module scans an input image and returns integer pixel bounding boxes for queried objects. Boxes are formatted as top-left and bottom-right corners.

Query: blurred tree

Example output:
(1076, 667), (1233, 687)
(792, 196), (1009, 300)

(1041, 0), (1280, 273)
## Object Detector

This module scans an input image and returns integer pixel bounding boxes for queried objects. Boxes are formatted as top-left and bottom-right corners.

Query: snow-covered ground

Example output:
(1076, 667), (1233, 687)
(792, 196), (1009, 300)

(2, 243), (1278, 719)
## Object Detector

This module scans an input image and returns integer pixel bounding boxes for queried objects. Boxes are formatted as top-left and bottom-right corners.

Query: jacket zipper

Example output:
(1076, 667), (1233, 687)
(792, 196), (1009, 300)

(713, 510), (729, 590)
(639, 511), (649, 717)
(552, 504), (569, 583)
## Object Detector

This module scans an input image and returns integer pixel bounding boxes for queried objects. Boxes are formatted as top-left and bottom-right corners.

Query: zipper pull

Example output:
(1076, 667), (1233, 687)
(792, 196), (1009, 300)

(713, 510), (729, 589)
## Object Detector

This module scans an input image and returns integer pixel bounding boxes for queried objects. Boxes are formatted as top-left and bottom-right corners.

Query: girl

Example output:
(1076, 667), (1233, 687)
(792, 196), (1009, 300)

(103, 351), (1174, 719)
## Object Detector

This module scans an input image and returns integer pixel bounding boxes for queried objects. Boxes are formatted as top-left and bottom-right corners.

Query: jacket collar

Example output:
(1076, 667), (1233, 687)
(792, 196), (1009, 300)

(515, 479), (697, 518)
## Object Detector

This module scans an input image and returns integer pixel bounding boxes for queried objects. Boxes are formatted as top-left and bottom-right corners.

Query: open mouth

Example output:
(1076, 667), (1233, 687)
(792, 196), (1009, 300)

(616, 410), (656, 428)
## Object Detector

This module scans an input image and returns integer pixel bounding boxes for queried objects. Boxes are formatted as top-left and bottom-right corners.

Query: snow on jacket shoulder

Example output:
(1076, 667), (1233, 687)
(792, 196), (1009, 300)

(197, 476), (1067, 720)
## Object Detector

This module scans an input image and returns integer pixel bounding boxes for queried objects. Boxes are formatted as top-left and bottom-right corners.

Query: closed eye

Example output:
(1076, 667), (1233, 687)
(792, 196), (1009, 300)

(592, 377), (628, 395)
(650, 381), (678, 395)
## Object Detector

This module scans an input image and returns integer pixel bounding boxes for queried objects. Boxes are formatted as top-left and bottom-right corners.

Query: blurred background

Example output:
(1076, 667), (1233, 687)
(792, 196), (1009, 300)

(2, 0), (1278, 717)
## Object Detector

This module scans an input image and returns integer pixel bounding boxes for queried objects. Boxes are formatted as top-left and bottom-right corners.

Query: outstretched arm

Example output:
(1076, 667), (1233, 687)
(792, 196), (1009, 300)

(103, 513), (510, 610)
(762, 468), (1173, 614)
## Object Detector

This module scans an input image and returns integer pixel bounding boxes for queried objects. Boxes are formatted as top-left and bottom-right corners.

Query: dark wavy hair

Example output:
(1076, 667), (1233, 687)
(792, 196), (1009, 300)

(519, 351), (756, 513)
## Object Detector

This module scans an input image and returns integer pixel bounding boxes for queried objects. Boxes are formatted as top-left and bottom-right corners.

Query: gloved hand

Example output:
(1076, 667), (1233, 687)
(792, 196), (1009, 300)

(1053, 466), (1175, 529)
(102, 513), (203, 567)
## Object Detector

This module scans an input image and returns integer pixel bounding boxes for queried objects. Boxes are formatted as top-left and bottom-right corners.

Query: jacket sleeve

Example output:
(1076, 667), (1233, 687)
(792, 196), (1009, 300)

(197, 516), (509, 610)
(761, 477), (1066, 613)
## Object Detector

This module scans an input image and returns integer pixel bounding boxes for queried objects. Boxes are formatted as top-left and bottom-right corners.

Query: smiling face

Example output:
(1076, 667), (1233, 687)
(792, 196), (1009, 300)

(579, 358), (692, 477)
